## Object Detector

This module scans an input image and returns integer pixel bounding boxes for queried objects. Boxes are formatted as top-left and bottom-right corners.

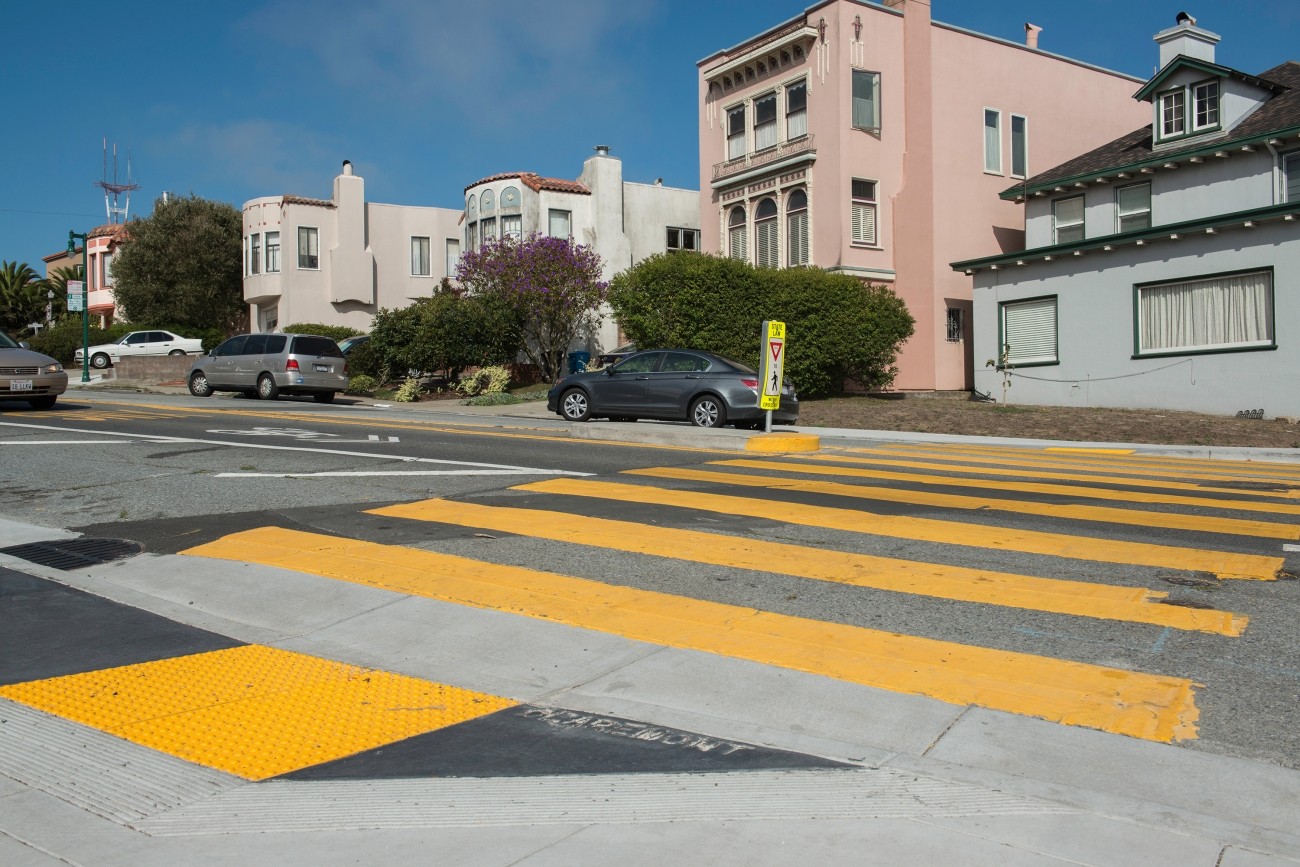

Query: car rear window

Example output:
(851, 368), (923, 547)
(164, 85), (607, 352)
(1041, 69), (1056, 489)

(291, 336), (343, 358)
(716, 355), (757, 374)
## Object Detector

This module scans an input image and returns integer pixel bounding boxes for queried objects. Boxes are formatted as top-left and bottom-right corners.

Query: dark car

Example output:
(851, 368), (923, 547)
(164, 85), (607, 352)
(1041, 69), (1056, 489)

(188, 333), (348, 402)
(338, 334), (369, 356)
(547, 349), (798, 428)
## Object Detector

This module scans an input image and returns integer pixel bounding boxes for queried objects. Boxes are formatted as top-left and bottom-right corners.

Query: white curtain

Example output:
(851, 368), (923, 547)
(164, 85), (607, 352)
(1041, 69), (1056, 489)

(1139, 271), (1272, 352)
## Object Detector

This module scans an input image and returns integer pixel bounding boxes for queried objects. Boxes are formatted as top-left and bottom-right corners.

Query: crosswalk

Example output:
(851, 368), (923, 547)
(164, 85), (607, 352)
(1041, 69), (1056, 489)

(179, 441), (1298, 746)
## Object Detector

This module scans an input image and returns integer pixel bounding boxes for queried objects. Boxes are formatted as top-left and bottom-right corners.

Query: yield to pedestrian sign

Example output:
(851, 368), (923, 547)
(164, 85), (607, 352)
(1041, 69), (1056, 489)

(760, 320), (785, 411)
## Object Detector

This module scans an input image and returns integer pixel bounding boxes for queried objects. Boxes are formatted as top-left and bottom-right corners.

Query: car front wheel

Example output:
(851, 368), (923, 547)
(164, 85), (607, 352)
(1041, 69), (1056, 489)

(690, 395), (727, 428)
(560, 388), (592, 422)
(90, 353), (111, 369)
(188, 371), (213, 397)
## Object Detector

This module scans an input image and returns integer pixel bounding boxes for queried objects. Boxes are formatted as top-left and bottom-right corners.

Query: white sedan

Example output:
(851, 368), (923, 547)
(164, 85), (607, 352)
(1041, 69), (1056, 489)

(75, 330), (205, 369)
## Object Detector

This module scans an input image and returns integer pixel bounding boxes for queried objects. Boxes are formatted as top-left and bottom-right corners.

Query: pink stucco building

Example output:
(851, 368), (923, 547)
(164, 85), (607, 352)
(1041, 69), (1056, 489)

(697, 0), (1150, 391)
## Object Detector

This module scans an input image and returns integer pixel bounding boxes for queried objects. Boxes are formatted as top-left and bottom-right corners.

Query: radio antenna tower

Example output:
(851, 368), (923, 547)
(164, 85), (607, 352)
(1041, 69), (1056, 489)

(95, 139), (140, 224)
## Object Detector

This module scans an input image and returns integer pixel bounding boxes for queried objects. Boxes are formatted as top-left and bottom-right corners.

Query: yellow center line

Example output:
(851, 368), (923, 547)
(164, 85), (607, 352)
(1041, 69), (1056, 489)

(513, 477), (1281, 581)
(367, 498), (1244, 635)
(712, 458), (1300, 520)
(628, 466), (1298, 541)
(791, 452), (1300, 501)
(180, 527), (1203, 743)
(61, 401), (732, 454)
(832, 445), (1300, 491)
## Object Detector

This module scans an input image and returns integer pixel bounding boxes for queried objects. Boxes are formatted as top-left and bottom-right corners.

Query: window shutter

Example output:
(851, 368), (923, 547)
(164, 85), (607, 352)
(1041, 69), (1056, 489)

(756, 220), (779, 268)
(788, 211), (808, 265)
(852, 203), (876, 245)
(1003, 298), (1057, 364)
(729, 226), (747, 261)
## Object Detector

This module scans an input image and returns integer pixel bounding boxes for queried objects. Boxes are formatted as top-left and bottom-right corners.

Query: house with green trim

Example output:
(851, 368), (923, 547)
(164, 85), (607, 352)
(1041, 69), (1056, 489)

(953, 13), (1300, 418)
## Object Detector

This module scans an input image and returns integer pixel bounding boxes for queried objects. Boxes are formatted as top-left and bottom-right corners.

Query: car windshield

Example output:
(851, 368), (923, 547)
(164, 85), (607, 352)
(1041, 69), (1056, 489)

(0, 332), (19, 349)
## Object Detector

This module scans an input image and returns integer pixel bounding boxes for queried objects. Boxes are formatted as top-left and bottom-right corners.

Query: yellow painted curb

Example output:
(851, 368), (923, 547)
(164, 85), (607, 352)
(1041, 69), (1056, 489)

(744, 433), (820, 453)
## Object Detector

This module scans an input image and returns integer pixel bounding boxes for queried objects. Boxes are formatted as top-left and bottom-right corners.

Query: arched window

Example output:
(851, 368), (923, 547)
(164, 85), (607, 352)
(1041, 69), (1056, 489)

(466, 194), (477, 216)
(501, 186), (521, 209)
(728, 207), (747, 262)
(787, 189), (808, 267)
(755, 198), (779, 269)
(481, 189), (495, 213)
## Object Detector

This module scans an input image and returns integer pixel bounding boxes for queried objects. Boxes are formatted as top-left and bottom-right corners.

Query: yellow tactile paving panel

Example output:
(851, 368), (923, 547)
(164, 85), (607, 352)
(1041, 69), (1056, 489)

(0, 645), (516, 780)
(182, 527), (1202, 742)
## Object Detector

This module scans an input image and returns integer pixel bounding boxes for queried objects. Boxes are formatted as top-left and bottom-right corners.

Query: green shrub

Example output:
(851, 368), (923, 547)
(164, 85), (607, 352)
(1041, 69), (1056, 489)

(344, 340), (381, 380)
(281, 322), (365, 343)
(370, 292), (521, 386)
(393, 377), (423, 402)
(346, 374), (377, 395)
(456, 364), (511, 396)
(462, 392), (524, 406)
(607, 252), (914, 398)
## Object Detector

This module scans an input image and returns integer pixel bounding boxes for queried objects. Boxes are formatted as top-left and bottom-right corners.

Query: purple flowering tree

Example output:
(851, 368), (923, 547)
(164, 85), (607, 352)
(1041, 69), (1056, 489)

(456, 233), (608, 382)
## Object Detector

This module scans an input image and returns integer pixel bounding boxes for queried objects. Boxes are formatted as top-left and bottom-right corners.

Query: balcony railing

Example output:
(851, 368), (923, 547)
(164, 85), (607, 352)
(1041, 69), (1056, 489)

(712, 135), (816, 182)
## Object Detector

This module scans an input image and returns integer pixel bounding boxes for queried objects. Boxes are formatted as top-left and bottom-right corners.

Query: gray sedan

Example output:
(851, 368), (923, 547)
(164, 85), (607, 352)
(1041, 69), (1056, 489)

(547, 349), (798, 428)
(0, 333), (67, 409)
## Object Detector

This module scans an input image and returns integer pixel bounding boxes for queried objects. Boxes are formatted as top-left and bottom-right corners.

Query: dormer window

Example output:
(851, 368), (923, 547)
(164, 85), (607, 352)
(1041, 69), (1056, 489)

(1193, 80), (1220, 129)
(1156, 77), (1221, 142)
(1159, 88), (1185, 138)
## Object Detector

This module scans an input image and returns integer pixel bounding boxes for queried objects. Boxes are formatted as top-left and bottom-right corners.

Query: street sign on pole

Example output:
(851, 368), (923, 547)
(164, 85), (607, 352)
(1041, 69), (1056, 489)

(67, 281), (84, 312)
(759, 320), (786, 413)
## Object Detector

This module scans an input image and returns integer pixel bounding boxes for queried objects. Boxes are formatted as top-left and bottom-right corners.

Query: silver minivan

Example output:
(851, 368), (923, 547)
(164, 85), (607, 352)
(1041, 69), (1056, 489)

(187, 333), (348, 403)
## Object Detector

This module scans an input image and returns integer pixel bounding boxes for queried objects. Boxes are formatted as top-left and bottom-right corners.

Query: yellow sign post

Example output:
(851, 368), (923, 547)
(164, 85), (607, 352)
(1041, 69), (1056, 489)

(759, 321), (786, 429)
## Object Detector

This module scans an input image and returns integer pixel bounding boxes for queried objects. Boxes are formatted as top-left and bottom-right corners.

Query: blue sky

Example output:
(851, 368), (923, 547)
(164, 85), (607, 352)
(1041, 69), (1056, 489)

(4, 1), (1299, 274)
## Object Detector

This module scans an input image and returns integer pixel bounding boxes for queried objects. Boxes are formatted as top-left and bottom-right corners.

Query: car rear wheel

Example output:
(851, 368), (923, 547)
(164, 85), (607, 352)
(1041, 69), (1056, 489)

(690, 395), (727, 428)
(90, 353), (111, 369)
(313, 391), (336, 404)
(188, 371), (213, 397)
(559, 388), (592, 422)
(256, 373), (279, 400)
(168, 349), (186, 356)
(27, 396), (56, 410)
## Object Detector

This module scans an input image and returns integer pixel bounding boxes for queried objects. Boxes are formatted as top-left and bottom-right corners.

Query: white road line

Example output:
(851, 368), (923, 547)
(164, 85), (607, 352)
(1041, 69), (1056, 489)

(0, 420), (589, 477)
(0, 440), (137, 445)
(217, 470), (562, 477)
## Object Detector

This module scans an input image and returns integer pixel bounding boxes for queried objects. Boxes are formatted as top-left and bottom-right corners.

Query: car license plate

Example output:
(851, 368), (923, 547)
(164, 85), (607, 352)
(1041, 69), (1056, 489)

(8, 380), (33, 391)
(314, 364), (330, 373)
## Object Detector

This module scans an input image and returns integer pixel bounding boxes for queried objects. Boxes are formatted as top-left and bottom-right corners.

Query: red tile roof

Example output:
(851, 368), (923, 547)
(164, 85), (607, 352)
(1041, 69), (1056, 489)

(281, 195), (336, 208)
(88, 223), (130, 240)
(464, 172), (590, 195)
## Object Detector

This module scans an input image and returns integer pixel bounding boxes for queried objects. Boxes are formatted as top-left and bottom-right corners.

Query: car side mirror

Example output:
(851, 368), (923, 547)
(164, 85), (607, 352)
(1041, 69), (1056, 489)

(605, 367), (616, 376)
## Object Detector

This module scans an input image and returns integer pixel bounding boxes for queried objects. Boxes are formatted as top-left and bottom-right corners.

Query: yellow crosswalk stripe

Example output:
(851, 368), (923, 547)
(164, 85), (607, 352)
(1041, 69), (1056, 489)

(628, 466), (1298, 541)
(367, 498), (1245, 635)
(181, 527), (1203, 743)
(513, 477), (1282, 581)
(794, 452), (1300, 501)
(844, 445), (1300, 489)
(887, 443), (1300, 482)
(709, 459), (1300, 517)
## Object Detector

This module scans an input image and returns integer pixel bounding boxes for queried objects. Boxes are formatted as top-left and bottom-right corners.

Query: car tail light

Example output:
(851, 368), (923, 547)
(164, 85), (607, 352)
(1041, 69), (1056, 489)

(343, 361), (349, 375)
(741, 377), (759, 391)
(285, 359), (300, 371)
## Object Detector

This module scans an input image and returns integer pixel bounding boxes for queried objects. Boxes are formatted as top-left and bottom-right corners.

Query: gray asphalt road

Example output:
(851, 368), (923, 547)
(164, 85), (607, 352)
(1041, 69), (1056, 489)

(2, 389), (1298, 770)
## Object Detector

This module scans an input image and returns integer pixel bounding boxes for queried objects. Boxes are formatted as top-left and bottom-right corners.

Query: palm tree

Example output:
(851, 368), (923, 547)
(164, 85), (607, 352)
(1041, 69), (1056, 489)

(0, 260), (46, 334)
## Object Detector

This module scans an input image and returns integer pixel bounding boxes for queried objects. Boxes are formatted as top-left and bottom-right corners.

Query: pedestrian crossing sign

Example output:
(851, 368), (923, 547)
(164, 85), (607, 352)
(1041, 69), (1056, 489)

(760, 320), (785, 411)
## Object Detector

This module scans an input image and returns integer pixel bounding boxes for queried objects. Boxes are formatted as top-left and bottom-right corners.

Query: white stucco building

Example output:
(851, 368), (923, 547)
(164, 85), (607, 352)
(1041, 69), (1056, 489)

(241, 149), (698, 354)
(954, 15), (1300, 418)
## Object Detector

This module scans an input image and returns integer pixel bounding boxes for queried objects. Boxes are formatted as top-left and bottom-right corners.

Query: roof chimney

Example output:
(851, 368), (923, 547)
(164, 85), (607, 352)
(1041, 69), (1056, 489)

(1024, 23), (1042, 49)
(342, 160), (353, 176)
(594, 145), (611, 157)
(1154, 12), (1220, 69)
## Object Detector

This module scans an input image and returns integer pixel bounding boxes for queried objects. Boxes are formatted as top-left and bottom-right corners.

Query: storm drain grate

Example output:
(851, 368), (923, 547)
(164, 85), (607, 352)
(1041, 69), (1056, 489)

(0, 538), (143, 570)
